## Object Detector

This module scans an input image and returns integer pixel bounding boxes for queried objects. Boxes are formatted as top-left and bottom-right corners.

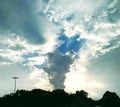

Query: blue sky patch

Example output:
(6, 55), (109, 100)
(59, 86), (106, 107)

(58, 31), (86, 54)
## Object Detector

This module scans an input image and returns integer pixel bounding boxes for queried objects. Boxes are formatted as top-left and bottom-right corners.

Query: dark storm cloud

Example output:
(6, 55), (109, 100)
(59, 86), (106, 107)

(43, 51), (74, 89)
(0, 0), (45, 44)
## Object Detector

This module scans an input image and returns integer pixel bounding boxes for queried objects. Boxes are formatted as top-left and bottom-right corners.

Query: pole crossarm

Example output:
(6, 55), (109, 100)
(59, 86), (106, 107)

(12, 77), (19, 79)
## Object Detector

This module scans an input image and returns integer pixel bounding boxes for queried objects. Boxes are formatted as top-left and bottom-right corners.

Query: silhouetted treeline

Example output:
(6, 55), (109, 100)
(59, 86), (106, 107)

(0, 89), (120, 107)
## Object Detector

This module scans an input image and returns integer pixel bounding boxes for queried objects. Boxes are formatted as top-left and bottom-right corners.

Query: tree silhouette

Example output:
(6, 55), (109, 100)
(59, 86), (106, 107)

(76, 90), (88, 98)
(99, 91), (120, 107)
(0, 89), (120, 107)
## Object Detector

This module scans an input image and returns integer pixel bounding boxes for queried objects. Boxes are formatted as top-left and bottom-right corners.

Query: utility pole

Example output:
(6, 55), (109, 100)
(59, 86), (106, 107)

(12, 77), (19, 93)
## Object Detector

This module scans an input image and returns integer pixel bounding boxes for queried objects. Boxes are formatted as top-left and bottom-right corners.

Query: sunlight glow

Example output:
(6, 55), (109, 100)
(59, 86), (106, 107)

(64, 60), (104, 97)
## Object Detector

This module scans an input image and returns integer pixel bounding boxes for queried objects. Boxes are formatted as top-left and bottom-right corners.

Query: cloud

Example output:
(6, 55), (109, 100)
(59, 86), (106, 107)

(0, 30), (55, 92)
(45, 0), (108, 23)
(0, 0), (58, 44)
(29, 69), (54, 91)
(0, 26), (59, 91)
(52, 0), (120, 60)
(107, 0), (120, 23)
(44, 0), (120, 61)
(0, 56), (12, 65)
(43, 0), (120, 97)
(108, 0), (118, 8)
(43, 51), (74, 89)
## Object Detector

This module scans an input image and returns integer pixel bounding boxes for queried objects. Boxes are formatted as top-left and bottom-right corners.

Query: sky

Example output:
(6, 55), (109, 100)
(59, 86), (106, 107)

(0, 0), (120, 98)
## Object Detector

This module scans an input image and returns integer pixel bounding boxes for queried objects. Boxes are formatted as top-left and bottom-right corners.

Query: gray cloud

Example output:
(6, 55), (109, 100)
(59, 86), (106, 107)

(43, 51), (74, 89)
(102, 35), (120, 50)
(9, 44), (25, 51)
(0, 0), (45, 44)
(0, 56), (12, 65)
(107, 0), (120, 23)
